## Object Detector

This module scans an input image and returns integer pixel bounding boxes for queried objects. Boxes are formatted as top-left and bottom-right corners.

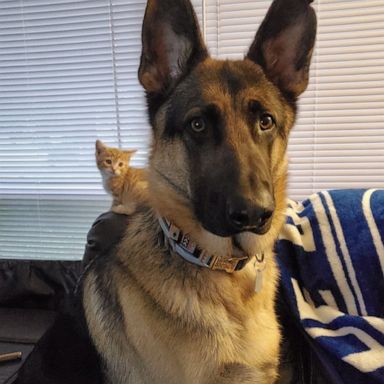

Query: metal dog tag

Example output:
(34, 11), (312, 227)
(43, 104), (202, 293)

(254, 254), (266, 293)
(255, 269), (264, 293)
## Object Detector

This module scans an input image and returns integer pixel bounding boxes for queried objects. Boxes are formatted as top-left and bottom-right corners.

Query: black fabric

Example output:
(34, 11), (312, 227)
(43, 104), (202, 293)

(0, 309), (55, 384)
(0, 309), (56, 344)
(0, 260), (82, 384)
(0, 308), (56, 384)
(0, 260), (82, 312)
(14, 300), (103, 384)
(0, 343), (34, 384)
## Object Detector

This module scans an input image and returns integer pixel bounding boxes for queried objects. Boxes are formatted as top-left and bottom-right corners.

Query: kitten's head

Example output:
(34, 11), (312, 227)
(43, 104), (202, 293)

(95, 140), (136, 177)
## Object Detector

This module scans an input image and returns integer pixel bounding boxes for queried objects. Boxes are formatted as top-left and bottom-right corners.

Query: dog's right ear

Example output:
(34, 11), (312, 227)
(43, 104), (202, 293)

(247, 0), (317, 99)
(138, 0), (208, 95)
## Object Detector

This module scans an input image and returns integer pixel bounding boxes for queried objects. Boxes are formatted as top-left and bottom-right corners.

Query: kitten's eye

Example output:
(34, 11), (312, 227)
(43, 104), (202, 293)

(259, 113), (275, 131)
(189, 117), (206, 133)
(118, 162), (123, 167)
(105, 159), (112, 165)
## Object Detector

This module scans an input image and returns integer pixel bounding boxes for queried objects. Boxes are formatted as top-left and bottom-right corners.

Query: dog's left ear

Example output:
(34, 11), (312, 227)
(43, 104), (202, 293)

(138, 0), (208, 94)
(247, 0), (317, 99)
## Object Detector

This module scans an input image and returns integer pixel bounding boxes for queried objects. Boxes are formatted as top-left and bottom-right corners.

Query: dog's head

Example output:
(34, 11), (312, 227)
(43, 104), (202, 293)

(139, 0), (316, 246)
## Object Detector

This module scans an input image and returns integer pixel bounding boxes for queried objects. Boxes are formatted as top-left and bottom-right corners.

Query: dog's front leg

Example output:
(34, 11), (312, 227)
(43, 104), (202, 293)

(210, 363), (277, 384)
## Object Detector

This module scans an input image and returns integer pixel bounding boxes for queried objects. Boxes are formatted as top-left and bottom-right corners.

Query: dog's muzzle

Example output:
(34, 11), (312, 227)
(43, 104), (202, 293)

(225, 196), (275, 235)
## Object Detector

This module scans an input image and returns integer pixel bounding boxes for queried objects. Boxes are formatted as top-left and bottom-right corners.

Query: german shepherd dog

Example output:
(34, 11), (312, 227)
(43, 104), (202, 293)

(83, 0), (317, 383)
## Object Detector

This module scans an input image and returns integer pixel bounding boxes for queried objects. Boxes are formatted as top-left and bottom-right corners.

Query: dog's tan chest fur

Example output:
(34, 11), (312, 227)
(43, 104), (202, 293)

(107, 213), (279, 384)
(83, 207), (280, 384)
(119, 292), (279, 384)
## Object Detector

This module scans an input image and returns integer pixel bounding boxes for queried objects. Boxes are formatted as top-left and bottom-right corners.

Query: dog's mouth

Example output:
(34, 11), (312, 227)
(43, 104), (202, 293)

(200, 215), (273, 238)
(232, 235), (249, 256)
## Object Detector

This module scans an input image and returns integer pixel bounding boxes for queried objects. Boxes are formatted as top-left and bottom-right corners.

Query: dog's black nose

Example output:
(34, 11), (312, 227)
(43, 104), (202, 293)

(226, 198), (274, 233)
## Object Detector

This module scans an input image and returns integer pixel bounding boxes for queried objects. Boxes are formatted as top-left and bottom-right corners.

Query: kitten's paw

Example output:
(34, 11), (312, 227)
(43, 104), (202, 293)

(112, 203), (136, 215)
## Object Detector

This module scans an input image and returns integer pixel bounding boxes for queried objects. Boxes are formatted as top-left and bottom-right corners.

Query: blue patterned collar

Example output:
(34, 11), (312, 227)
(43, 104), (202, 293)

(158, 217), (250, 273)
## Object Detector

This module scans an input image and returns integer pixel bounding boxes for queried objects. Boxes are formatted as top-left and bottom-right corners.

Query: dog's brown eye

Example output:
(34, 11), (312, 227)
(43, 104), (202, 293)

(105, 159), (112, 165)
(259, 113), (274, 131)
(119, 162), (123, 167)
(190, 117), (206, 133)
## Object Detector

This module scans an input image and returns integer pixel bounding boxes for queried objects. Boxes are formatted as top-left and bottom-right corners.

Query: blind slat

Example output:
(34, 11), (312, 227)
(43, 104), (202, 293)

(0, 0), (149, 260)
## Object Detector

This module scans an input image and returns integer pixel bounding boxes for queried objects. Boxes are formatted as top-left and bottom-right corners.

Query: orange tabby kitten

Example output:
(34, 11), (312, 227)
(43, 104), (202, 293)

(95, 140), (147, 215)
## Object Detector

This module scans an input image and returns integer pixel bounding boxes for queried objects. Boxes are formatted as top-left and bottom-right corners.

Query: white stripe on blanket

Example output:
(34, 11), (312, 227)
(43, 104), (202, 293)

(323, 191), (367, 316)
(310, 194), (359, 315)
(309, 327), (384, 373)
(280, 201), (316, 252)
(292, 278), (384, 373)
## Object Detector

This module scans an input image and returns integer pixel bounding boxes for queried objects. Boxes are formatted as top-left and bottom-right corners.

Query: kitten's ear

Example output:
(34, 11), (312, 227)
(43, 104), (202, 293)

(95, 139), (107, 155)
(247, 0), (317, 99)
(138, 0), (208, 94)
(124, 149), (137, 160)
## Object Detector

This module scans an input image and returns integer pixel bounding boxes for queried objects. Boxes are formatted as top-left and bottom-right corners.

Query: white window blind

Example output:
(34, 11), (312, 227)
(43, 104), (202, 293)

(204, 0), (384, 201)
(0, 0), (383, 260)
(0, 0), (150, 260)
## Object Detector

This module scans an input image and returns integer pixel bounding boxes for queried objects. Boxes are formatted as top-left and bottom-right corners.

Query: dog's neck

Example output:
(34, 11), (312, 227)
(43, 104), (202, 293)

(158, 216), (267, 292)
(159, 216), (253, 272)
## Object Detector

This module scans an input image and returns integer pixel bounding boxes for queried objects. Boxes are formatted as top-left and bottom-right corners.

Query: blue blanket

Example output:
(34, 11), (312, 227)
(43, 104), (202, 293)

(277, 189), (384, 384)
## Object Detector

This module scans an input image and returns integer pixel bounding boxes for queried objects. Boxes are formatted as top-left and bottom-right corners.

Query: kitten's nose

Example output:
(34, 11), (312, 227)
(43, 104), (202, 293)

(114, 169), (121, 176)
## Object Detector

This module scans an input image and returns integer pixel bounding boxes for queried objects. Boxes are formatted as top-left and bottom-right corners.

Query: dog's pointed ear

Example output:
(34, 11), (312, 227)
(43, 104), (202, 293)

(247, 0), (317, 99)
(138, 0), (208, 94)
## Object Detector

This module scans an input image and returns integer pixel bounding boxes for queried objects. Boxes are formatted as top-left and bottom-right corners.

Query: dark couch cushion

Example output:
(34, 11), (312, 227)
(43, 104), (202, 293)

(0, 308), (56, 384)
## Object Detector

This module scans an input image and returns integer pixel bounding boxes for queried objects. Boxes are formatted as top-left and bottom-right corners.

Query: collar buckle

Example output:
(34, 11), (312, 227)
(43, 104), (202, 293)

(211, 255), (249, 273)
